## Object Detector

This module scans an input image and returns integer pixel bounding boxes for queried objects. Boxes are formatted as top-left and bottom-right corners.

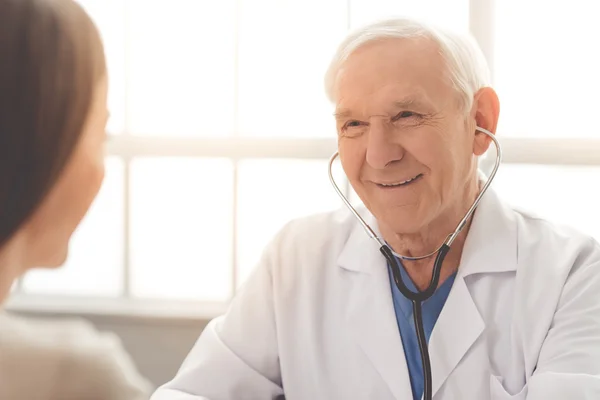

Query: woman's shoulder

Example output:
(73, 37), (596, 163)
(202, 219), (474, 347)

(0, 312), (152, 400)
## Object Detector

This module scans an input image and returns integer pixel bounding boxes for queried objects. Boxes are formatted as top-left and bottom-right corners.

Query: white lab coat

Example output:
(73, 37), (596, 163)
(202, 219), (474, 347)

(152, 188), (600, 399)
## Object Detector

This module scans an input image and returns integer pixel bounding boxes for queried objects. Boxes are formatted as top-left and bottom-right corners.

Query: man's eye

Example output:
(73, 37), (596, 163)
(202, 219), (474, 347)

(393, 111), (420, 121)
(344, 120), (362, 129)
(340, 120), (367, 137)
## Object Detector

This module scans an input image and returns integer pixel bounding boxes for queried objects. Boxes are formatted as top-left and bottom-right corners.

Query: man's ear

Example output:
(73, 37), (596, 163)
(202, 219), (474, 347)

(471, 87), (500, 156)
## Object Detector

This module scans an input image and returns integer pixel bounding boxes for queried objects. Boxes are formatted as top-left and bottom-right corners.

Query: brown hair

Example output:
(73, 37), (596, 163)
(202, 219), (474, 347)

(0, 0), (106, 247)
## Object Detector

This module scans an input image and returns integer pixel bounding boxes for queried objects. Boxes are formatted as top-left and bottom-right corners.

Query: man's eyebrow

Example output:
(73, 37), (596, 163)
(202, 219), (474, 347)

(392, 97), (430, 110)
(333, 97), (429, 120)
(333, 109), (352, 120)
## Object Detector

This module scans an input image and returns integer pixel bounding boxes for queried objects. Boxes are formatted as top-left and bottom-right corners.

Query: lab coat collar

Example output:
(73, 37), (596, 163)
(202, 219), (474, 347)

(336, 186), (518, 277)
(456, 187), (518, 277)
(335, 207), (385, 274)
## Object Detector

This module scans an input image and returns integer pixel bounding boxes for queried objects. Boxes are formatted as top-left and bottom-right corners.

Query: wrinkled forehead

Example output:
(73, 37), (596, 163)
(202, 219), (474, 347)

(333, 37), (457, 115)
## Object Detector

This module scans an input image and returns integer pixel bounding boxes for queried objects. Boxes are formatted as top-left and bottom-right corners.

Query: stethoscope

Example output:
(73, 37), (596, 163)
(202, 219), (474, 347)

(328, 126), (502, 400)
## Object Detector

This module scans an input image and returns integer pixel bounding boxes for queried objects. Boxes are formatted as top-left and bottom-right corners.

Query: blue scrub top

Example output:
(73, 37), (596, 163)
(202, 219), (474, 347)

(387, 258), (456, 400)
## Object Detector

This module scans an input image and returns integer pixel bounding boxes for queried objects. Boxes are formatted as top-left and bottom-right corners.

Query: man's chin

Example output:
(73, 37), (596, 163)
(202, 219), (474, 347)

(374, 206), (426, 234)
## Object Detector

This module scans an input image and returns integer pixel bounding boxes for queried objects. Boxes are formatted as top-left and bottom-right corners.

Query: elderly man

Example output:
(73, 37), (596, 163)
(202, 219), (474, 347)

(151, 18), (600, 400)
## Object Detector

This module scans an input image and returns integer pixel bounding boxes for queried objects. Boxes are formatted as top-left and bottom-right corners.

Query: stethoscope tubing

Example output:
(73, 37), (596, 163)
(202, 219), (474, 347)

(328, 127), (502, 400)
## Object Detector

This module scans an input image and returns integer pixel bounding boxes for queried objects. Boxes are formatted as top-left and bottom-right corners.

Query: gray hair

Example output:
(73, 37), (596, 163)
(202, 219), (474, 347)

(324, 17), (491, 112)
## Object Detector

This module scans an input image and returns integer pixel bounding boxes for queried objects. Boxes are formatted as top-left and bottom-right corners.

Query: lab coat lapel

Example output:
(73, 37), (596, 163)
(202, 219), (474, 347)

(427, 276), (485, 397)
(428, 188), (518, 398)
(338, 212), (414, 400)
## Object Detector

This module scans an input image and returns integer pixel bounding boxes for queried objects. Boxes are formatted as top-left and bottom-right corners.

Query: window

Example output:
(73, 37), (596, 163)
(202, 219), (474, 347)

(128, 158), (234, 301)
(489, 0), (600, 239)
(493, 0), (600, 139)
(11, 0), (600, 312)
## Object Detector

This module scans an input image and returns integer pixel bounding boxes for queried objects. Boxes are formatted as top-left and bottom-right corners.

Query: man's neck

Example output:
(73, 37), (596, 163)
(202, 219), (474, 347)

(381, 179), (480, 291)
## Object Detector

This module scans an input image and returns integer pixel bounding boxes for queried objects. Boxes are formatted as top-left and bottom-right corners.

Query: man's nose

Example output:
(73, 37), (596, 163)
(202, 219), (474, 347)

(365, 119), (405, 170)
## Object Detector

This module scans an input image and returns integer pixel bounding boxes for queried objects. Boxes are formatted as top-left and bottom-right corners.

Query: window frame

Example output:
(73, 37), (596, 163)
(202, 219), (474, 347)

(8, 0), (600, 317)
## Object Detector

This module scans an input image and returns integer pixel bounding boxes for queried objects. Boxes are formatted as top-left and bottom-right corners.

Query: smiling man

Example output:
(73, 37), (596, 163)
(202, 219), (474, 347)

(151, 18), (600, 400)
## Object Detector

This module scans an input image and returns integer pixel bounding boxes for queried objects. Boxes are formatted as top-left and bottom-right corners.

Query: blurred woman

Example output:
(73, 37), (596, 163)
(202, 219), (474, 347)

(0, 0), (107, 298)
(0, 0), (151, 398)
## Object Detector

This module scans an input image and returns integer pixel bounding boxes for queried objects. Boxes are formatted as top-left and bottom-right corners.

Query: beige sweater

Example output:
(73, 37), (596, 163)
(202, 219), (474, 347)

(0, 312), (153, 400)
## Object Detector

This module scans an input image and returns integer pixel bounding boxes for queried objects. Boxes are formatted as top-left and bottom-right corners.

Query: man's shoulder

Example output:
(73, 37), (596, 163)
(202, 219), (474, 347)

(508, 202), (600, 274)
(273, 206), (360, 248)
(258, 206), (362, 282)
(511, 203), (597, 247)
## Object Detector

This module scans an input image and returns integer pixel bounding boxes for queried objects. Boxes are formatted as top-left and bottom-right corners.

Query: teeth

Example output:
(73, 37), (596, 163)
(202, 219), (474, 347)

(380, 175), (419, 187)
